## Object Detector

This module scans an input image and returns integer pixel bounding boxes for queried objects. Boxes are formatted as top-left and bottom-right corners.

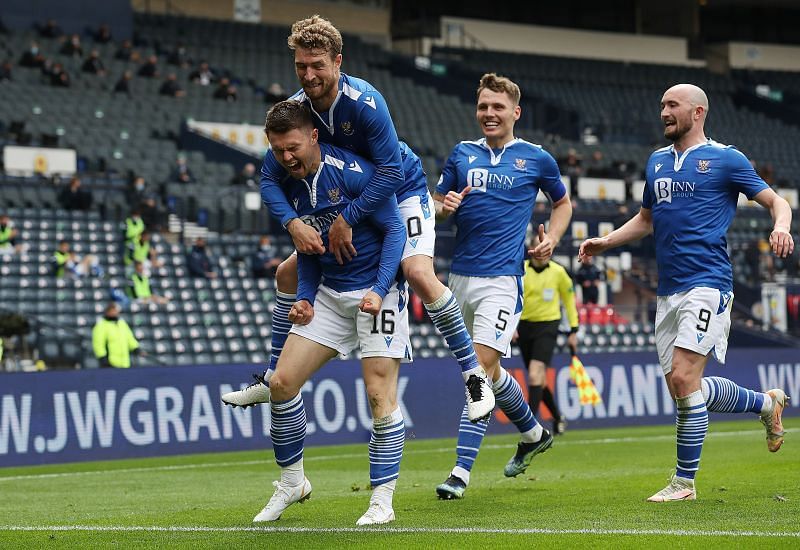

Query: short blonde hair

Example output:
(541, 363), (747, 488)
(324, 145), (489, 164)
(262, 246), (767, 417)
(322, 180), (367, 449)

(288, 15), (343, 58)
(477, 73), (521, 105)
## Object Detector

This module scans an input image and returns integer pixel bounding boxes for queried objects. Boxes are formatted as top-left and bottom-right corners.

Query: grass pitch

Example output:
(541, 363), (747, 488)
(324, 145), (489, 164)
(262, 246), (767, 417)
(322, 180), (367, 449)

(0, 419), (797, 548)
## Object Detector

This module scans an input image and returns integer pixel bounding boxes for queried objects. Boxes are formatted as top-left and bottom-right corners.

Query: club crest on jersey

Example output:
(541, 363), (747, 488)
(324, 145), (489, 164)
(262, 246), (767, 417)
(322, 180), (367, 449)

(341, 121), (354, 136)
(514, 158), (527, 171)
(327, 188), (342, 205)
(697, 159), (711, 173)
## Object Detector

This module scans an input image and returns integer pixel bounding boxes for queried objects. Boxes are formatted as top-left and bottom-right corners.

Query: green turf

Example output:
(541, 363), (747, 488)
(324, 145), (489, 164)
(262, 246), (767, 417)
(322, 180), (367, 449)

(0, 419), (797, 548)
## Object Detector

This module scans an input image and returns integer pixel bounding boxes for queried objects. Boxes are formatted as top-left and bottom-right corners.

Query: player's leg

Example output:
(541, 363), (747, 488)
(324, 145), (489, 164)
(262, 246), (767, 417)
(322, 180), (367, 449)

(253, 334), (337, 522)
(400, 194), (493, 421)
(542, 383), (567, 435)
(355, 285), (410, 525)
(527, 359), (547, 414)
(222, 253), (297, 408)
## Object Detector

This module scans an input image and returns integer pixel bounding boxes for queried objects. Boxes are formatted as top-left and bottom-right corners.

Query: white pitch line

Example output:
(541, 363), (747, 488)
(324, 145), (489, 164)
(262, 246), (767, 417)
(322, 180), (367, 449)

(0, 429), (765, 483)
(0, 525), (798, 538)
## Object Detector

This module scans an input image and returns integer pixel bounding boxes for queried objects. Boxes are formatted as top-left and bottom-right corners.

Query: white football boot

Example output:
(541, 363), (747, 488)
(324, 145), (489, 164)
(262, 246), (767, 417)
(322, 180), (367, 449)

(465, 368), (495, 422)
(356, 501), (395, 526)
(760, 389), (789, 453)
(647, 474), (696, 502)
(222, 373), (270, 408)
(253, 477), (312, 522)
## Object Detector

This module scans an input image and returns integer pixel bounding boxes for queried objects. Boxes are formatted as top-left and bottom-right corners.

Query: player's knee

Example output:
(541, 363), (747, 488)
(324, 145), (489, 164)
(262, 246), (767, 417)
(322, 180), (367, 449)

(275, 257), (298, 293)
(402, 260), (440, 301)
(669, 370), (693, 397)
(268, 372), (297, 401)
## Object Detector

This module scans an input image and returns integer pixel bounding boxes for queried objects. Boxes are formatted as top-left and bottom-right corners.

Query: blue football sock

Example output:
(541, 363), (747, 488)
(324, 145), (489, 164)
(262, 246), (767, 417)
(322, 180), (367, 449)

(493, 368), (541, 440)
(425, 289), (481, 375)
(270, 393), (306, 468)
(263, 291), (295, 383)
(675, 390), (708, 480)
(702, 376), (766, 414)
(369, 408), (405, 487)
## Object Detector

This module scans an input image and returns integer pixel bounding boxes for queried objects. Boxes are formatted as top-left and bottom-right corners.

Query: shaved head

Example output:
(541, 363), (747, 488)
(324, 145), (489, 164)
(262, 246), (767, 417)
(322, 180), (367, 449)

(660, 83), (709, 148)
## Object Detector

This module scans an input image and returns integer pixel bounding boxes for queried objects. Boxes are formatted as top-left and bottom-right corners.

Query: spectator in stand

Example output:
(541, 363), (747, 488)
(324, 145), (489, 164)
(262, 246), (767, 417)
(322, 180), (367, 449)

(167, 43), (190, 67)
(159, 73), (185, 97)
(187, 238), (216, 279)
(124, 209), (145, 246)
(125, 230), (163, 273)
(92, 302), (141, 368)
(230, 162), (258, 188)
(127, 261), (169, 305)
(251, 235), (282, 279)
(189, 61), (215, 86)
(93, 24), (112, 44)
(59, 176), (93, 211)
(113, 70), (133, 96)
(0, 214), (24, 255)
(265, 82), (286, 103)
(38, 19), (63, 39)
(559, 148), (582, 196)
(575, 255), (603, 304)
(53, 239), (102, 278)
(138, 55), (159, 78)
(0, 61), (10, 82)
(19, 42), (46, 68)
(213, 77), (237, 101)
(171, 155), (195, 183)
(115, 40), (139, 62)
(585, 150), (610, 178)
(82, 50), (106, 76)
(59, 34), (83, 58)
(49, 63), (70, 87)
(125, 175), (149, 206)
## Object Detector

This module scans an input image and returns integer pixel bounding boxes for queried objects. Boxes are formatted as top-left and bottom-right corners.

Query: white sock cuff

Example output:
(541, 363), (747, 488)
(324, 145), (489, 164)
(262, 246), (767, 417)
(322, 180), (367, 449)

(276, 290), (297, 301)
(492, 367), (510, 391)
(425, 287), (453, 310)
(676, 390), (705, 409)
(374, 407), (403, 430)
(452, 466), (471, 486)
(700, 378), (710, 401)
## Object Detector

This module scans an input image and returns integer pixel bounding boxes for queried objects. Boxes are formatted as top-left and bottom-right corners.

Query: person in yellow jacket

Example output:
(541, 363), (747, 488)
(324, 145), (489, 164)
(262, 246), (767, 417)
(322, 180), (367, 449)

(92, 303), (142, 368)
(123, 209), (145, 246)
(516, 234), (579, 435)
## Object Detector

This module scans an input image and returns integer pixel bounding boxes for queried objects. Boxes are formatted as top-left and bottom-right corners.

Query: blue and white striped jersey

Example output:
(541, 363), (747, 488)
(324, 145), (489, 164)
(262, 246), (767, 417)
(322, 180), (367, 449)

(437, 138), (567, 277)
(642, 139), (768, 296)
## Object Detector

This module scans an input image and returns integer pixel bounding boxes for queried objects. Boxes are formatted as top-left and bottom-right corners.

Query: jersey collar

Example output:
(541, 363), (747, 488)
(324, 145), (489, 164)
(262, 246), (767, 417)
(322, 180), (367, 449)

(479, 137), (519, 166)
(300, 164), (324, 208)
(669, 138), (711, 171)
(305, 75), (345, 137)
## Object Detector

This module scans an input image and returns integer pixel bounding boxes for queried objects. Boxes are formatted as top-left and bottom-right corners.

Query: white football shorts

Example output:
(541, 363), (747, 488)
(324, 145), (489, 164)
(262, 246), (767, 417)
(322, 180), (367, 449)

(448, 273), (523, 355)
(398, 192), (436, 260)
(290, 283), (412, 362)
(655, 286), (733, 375)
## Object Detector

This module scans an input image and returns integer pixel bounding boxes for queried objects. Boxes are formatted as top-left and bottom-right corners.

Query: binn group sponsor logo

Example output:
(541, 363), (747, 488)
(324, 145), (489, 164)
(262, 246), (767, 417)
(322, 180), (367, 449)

(466, 168), (514, 192)
(654, 177), (696, 204)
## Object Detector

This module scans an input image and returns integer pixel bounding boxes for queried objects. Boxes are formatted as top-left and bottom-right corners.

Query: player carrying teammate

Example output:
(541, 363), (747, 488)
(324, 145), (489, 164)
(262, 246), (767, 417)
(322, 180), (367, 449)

(434, 73), (573, 499)
(252, 101), (408, 525)
(579, 83), (793, 502)
(222, 15), (494, 419)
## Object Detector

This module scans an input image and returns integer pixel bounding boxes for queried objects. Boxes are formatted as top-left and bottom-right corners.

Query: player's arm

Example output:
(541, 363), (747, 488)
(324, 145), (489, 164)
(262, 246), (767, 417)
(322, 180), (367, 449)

(433, 146), (463, 221)
(329, 95), (404, 262)
(366, 195), (405, 303)
(530, 152), (572, 261)
(579, 207), (653, 262)
(260, 151), (324, 255)
(752, 189), (794, 258)
(291, 253), (322, 325)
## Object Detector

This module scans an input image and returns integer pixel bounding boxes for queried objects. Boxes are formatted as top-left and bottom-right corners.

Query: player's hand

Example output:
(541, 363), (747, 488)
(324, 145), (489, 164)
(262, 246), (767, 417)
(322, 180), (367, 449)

(288, 300), (314, 325)
(529, 224), (557, 262)
(442, 187), (472, 215)
(578, 237), (610, 263)
(567, 332), (578, 353)
(329, 214), (357, 265)
(770, 228), (794, 258)
(359, 291), (383, 316)
(287, 219), (325, 255)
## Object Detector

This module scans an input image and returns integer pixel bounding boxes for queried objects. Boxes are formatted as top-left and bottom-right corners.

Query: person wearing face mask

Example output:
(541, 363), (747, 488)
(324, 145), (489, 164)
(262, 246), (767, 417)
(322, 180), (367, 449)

(251, 235), (282, 278)
(92, 303), (141, 368)
(186, 237), (216, 279)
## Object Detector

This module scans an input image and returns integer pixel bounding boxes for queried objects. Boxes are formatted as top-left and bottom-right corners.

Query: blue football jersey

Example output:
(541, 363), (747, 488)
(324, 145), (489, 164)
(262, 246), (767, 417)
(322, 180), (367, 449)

(272, 143), (405, 303)
(261, 73), (427, 228)
(641, 139), (768, 296)
(437, 138), (567, 277)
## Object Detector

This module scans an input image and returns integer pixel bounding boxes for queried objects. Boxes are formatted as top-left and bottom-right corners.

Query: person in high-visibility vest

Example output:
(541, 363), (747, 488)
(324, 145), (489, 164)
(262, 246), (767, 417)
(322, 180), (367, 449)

(516, 232), (579, 436)
(53, 240), (102, 278)
(126, 261), (169, 304)
(123, 209), (145, 246)
(92, 303), (142, 368)
(0, 214), (23, 255)
(124, 230), (162, 272)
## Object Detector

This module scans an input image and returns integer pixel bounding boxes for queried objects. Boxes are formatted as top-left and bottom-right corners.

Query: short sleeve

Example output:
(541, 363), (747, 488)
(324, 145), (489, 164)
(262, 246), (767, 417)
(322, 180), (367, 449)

(537, 150), (566, 202)
(726, 147), (769, 199)
(436, 146), (460, 195)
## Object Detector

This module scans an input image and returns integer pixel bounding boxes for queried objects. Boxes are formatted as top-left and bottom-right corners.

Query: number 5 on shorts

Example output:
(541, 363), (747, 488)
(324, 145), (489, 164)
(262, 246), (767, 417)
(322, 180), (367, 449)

(496, 309), (510, 331)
